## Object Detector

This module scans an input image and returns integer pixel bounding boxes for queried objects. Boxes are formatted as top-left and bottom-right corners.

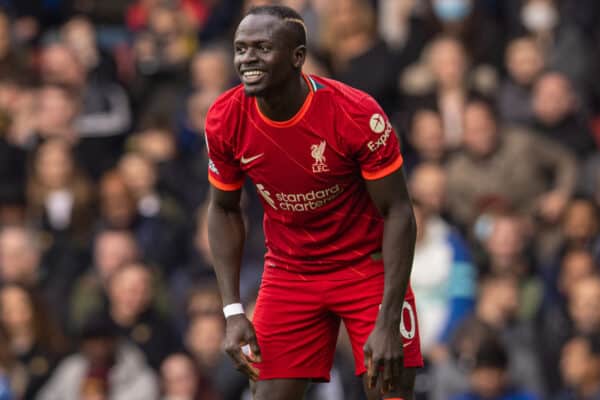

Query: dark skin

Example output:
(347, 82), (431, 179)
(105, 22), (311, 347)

(208, 12), (417, 400)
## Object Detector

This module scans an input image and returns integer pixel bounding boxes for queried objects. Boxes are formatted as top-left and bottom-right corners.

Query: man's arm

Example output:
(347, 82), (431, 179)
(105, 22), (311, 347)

(363, 168), (417, 392)
(208, 186), (261, 379)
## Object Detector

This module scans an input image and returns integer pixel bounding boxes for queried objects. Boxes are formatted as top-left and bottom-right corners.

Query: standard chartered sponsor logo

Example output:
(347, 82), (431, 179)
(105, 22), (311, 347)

(367, 120), (392, 152)
(255, 183), (343, 212)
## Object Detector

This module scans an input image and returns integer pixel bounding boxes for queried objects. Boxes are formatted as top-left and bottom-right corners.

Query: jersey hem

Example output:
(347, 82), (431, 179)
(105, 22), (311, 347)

(208, 174), (243, 191)
(361, 155), (403, 180)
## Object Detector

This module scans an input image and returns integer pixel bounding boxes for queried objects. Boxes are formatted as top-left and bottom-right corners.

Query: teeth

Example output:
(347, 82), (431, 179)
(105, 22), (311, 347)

(243, 70), (263, 77)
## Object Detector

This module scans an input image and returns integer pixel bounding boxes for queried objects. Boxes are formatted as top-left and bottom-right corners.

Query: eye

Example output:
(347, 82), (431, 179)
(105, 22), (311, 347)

(259, 45), (271, 53)
(235, 46), (246, 54)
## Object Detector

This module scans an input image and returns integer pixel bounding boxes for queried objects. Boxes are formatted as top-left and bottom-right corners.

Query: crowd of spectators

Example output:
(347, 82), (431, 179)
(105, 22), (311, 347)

(0, 0), (599, 399)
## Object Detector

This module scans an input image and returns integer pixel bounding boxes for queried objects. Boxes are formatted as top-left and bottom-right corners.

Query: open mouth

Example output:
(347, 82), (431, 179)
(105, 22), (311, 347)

(241, 70), (265, 84)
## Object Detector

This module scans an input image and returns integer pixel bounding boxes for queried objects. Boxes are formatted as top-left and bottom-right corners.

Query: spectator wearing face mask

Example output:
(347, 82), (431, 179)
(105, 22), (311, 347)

(423, 0), (505, 68)
(515, 0), (593, 94)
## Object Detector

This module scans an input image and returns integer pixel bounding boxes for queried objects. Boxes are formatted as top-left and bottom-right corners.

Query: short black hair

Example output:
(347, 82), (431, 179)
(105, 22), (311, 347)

(79, 313), (119, 341)
(474, 337), (509, 370)
(246, 5), (307, 47)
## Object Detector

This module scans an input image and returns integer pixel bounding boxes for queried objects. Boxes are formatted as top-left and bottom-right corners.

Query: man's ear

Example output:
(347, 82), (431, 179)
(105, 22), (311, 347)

(292, 45), (306, 69)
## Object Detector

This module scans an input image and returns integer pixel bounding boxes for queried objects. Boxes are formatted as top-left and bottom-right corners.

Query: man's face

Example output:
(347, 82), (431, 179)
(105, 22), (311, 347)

(463, 103), (498, 157)
(234, 14), (298, 97)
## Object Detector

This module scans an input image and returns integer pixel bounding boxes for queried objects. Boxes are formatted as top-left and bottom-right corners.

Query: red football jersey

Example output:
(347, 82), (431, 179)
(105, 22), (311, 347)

(205, 74), (403, 280)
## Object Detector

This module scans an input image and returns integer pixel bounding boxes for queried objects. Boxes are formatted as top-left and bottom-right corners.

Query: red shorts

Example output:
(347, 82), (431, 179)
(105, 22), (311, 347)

(252, 269), (423, 381)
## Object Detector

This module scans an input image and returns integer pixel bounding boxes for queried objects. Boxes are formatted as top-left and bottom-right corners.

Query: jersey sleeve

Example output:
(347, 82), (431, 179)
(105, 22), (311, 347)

(204, 97), (244, 191)
(341, 95), (403, 180)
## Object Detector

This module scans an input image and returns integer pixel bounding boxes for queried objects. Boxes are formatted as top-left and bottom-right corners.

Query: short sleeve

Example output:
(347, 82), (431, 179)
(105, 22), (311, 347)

(341, 95), (403, 180)
(205, 98), (244, 191)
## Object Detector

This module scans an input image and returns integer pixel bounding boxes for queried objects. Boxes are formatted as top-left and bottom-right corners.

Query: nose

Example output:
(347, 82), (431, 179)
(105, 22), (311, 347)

(239, 47), (258, 65)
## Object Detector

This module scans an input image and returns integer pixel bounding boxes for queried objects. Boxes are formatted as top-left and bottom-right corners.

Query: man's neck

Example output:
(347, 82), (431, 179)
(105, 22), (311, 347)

(256, 74), (309, 122)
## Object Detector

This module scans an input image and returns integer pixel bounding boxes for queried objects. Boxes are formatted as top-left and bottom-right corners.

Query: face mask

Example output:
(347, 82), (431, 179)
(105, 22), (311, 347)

(433, 0), (472, 22)
(521, 2), (558, 32)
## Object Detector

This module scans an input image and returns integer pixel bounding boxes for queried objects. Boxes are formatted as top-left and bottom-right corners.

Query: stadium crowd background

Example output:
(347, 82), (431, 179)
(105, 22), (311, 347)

(0, 0), (599, 399)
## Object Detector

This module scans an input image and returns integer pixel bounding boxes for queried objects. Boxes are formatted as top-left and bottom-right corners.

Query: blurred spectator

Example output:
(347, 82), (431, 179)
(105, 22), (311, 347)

(480, 212), (543, 320)
(539, 274), (600, 394)
(69, 229), (140, 331)
(97, 170), (185, 272)
(104, 262), (177, 371)
(126, 0), (210, 33)
(515, 0), (593, 93)
(451, 338), (538, 400)
(129, 125), (201, 211)
(160, 352), (220, 400)
(410, 200), (476, 359)
(378, 0), (428, 71)
(541, 198), (600, 267)
(118, 151), (184, 223)
(558, 334), (600, 400)
(422, 0), (504, 68)
(405, 109), (448, 173)
(40, 42), (131, 178)
(132, 3), (197, 121)
(580, 155), (600, 206)
(189, 46), (233, 93)
(402, 36), (496, 148)
(446, 96), (577, 228)
(318, 0), (397, 112)
(0, 226), (41, 287)
(431, 315), (495, 400)
(530, 72), (597, 159)
(185, 312), (224, 377)
(498, 36), (545, 126)
(37, 313), (159, 400)
(60, 15), (119, 84)
(32, 83), (80, 144)
(0, 109), (26, 225)
(0, 327), (22, 400)
(409, 162), (448, 217)
(436, 275), (544, 398)
(26, 138), (95, 242)
(0, 284), (67, 399)
(0, 10), (31, 81)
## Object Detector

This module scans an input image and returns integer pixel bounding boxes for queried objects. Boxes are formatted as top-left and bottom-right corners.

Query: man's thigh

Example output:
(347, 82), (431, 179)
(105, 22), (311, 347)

(328, 273), (424, 375)
(252, 276), (340, 381)
(251, 378), (310, 400)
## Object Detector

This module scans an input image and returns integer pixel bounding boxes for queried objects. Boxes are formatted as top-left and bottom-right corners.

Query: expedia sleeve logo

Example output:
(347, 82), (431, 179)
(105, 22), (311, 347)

(367, 113), (392, 152)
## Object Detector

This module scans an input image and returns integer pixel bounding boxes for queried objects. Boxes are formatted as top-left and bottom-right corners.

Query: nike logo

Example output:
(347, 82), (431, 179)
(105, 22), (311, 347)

(241, 153), (264, 165)
(403, 340), (413, 348)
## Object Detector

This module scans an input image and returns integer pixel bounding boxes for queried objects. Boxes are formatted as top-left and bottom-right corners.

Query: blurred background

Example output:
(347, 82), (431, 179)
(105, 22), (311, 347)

(0, 0), (599, 399)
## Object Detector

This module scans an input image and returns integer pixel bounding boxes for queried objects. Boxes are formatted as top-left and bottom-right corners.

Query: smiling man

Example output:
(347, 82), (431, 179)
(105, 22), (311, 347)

(205, 5), (422, 400)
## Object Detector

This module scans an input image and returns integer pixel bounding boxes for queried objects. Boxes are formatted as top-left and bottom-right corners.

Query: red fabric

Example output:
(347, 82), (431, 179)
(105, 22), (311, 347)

(205, 75), (404, 280)
(251, 269), (423, 381)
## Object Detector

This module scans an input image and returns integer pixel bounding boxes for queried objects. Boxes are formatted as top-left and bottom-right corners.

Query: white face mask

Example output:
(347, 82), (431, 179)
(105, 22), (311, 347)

(521, 2), (558, 32)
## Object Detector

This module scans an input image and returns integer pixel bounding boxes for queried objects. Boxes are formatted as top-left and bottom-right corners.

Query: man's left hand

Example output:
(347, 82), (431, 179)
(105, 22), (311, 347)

(363, 322), (404, 393)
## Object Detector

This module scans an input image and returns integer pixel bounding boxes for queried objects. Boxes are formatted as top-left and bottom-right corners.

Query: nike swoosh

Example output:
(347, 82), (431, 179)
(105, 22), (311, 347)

(403, 340), (413, 348)
(241, 153), (264, 164)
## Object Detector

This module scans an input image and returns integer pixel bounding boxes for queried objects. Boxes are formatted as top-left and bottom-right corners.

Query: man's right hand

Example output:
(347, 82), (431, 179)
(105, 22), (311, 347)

(223, 314), (262, 380)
